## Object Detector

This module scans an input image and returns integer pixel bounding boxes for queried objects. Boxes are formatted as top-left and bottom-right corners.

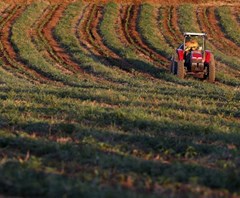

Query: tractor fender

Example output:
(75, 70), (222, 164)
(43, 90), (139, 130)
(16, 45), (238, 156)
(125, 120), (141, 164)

(205, 50), (211, 63)
(176, 49), (184, 61)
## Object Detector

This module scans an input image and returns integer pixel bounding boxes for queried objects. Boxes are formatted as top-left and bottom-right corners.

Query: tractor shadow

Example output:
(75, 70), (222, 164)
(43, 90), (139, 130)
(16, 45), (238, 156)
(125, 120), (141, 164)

(94, 55), (167, 78)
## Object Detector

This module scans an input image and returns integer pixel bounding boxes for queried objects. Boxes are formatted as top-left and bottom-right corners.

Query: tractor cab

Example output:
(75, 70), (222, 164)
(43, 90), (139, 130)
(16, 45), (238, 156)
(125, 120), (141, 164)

(170, 32), (215, 82)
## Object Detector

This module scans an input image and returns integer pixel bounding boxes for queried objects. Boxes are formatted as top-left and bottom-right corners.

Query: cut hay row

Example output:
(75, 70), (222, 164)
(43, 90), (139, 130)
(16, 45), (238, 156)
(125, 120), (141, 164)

(123, 5), (167, 68)
(216, 6), (240, 46)
(11, 2), (97, 88)
(198, 6), (240, 58)
(0, 5), (53, 85)
(54, 1), (135, 86)
(30, 6), (73, 75)
(78, 4), (133, 75)
(34, 5), (75, 75)
(158, 6), (181, 48)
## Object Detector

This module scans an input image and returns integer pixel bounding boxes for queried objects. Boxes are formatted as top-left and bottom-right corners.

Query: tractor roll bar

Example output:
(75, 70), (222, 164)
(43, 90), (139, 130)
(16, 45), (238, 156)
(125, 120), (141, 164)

(184, 32), (207, 37)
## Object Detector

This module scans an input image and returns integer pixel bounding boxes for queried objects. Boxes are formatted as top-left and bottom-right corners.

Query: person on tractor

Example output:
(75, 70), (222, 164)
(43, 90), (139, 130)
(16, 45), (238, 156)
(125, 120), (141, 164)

(184, 37), (200, 69)
(185, 38), (199, 52)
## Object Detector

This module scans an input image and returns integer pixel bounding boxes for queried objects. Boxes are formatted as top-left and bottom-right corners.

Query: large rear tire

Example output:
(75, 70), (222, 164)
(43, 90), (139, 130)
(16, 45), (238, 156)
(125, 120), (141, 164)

(208, 55), (215, 83)
(177, 61), (185, 79)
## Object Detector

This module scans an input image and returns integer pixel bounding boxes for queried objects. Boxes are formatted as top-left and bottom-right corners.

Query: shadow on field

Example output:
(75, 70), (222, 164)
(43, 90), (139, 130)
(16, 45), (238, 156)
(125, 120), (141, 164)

(93, 55), (212, 86)
(1, 85), (240, 197)
(94, 55), (167, 78)
(0, 132), (240, 196)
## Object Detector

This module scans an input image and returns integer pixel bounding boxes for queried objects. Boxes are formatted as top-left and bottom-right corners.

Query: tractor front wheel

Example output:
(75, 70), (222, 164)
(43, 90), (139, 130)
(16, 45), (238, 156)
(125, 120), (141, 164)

(177, 61), (185, 79)
(169, 55), (178, 75)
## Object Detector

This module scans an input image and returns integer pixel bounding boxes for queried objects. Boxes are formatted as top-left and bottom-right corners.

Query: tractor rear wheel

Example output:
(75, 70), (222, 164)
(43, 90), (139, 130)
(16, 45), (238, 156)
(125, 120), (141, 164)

(177, 61), (185, 79)
(208, 55), (215, 83)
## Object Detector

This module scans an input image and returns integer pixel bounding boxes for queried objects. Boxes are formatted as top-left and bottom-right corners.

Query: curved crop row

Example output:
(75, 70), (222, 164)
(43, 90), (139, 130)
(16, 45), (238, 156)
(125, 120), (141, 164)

(1, 2), (240, 197)
(138, 4), (174, 60)
(157, 6), (181, 48)
(100, 4), (165, 78)
(216, 6), (240, 46)
(155, 5), (240, 86)
(0, 5), (52, 84)
(197, 7), (239, 58)
(30, 5), (74, 75)
(54, 1), (135, 86)
(11, 2), (93, 87)
(11, 3), (67, 85)
(0, 4), (32, 86)
(198, 9), (240, 86)
(33, 5), (76, 75)
(125, 5), (168, 67)
(77, 4), (132, 75)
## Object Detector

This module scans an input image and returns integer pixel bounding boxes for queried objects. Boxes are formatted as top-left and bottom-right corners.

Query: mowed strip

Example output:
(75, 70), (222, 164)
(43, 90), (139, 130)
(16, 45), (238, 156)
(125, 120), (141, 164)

(197, 6), (240, 58)
(129, 5), (168, 65)
(10, 2), (95, 87)
(121, 5), (167, 68)
(32, 5), (74, 75)
(159, 6), (182, 48)
(0, 5), (54, 84)
(54, 1), (134, 86)
(40, 4), (86, 74)
(79, 4), (140, 75)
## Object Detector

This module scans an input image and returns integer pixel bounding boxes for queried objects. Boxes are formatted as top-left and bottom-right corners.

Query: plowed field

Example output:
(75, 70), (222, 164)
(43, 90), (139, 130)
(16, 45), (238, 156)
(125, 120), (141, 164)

(0, 1), (240, 197)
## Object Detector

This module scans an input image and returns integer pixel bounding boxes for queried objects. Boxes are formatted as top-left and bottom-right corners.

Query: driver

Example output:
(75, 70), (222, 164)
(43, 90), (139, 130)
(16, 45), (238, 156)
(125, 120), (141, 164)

(185, 39), (199, 52)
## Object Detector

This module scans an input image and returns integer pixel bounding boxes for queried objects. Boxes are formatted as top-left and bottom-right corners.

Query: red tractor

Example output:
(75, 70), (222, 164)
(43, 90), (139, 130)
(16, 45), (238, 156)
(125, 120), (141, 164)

(170, 32), (215, 82)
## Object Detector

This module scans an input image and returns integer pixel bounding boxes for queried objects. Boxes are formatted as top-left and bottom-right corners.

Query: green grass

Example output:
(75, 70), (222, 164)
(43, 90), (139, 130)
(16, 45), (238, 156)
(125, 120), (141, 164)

(0, 1), (240, 197)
